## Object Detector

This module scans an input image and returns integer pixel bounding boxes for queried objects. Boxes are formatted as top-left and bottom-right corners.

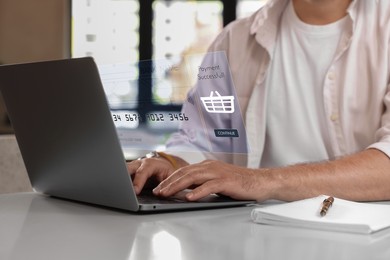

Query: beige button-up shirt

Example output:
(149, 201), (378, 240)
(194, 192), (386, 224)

(167, 0), (390, 168)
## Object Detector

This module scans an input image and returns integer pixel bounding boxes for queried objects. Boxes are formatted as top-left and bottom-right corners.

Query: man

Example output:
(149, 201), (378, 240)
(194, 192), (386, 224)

(127, 0), (390, 202)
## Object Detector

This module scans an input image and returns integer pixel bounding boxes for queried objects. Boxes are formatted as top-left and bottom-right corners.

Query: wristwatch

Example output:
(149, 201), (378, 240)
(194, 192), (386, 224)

(137, 151), (178, 170)
(137, 151), (159, 160)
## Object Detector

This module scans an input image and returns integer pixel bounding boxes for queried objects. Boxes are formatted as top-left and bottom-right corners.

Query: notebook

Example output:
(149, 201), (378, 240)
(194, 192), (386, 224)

(251, 195), (390, 234)
(0, 57), (254, 212)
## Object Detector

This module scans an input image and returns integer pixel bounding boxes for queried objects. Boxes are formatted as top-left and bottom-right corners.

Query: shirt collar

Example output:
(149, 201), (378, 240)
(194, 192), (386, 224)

(249, 0), (289, 57)
(249, 0), (288, 35)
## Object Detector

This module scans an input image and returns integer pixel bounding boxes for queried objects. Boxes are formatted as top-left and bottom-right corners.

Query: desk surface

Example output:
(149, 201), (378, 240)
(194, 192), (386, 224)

(1, 193), (390, 260)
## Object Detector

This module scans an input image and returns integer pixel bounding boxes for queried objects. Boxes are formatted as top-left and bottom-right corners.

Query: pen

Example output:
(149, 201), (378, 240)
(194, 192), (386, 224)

(320, 196), (334, 217)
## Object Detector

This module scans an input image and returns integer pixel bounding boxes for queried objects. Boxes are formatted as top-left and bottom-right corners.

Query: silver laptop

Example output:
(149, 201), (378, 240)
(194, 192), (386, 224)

(0, 57), (254, 212)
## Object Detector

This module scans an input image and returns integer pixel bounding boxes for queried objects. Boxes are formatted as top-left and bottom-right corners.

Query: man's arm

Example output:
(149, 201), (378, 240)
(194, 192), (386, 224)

(153, 148), (390, 202)
(269, 148), (390, 202)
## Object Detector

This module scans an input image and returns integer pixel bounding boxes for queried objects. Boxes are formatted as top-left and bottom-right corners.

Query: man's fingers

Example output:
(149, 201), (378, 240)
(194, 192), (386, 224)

(185, 180), (224, 201)
(127, 159), (159, 194)
(128, 156), (178, 194)
(152, 166), (188, 193)
(154, 166), (215, 197)
(126, 160), (141, 176)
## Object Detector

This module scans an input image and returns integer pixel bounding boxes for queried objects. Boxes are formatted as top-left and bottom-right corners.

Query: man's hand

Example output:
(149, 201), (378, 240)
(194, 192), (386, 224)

(152, 160), (275, 201)
(127, 157), (176, 194)
(128, 149), (390, 203)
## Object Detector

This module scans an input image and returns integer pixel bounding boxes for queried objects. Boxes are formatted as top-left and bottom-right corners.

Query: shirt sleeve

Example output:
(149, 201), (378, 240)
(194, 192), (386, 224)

(367, 85), (390, 158)
(164, 30), (249, 164)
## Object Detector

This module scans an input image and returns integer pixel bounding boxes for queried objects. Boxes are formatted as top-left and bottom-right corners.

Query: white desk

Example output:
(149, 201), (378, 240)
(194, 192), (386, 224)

(1, 193), (390, 260)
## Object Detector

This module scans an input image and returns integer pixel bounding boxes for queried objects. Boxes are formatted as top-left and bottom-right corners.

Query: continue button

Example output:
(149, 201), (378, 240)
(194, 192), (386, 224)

(214, 129), (239, 137)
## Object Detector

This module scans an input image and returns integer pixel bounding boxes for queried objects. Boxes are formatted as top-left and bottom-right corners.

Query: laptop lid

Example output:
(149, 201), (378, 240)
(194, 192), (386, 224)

(0, 58), (140, 211)
(0, 57), (253, 212)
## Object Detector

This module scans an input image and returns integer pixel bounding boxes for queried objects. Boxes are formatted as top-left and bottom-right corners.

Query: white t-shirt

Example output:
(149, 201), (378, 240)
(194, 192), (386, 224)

(260, 1), (348, 168)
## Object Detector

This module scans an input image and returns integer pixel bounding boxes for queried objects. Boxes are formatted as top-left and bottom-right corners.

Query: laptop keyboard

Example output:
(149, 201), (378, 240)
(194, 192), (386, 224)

(137, 190), (189, 204)
(137, 189), (236, 204)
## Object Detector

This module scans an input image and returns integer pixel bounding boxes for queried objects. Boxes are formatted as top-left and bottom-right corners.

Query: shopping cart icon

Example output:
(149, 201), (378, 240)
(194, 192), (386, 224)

(200, 91), (235, 114)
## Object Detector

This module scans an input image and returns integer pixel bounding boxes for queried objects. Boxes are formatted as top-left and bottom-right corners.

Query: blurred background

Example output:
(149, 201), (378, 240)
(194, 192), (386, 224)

(0, 0), (268, 134)
(0, 0), (267, 193)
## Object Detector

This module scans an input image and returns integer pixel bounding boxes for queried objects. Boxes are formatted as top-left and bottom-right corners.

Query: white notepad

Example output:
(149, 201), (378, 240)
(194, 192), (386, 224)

(251, 195), (390, 234)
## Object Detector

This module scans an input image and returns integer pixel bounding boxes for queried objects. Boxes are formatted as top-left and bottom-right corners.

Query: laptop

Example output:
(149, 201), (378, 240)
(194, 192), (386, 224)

(0, 57), (255, 212)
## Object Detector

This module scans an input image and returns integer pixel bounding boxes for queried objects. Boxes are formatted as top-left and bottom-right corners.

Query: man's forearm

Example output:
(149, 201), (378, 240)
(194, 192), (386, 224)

(267, 148), (390, 202)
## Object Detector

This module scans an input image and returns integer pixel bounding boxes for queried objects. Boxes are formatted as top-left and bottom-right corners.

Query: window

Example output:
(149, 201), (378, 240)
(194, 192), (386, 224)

(71, 0), (266, 156)
(71, 0), (266, 128)
(152, 1), (223, 105)
(72, 0), (139, 64)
